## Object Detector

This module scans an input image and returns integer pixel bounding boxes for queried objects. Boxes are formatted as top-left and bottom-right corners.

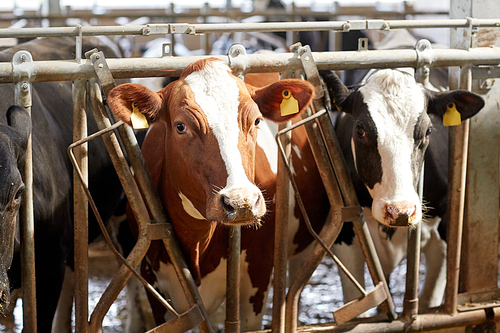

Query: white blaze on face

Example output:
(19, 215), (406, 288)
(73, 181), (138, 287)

(184, 60), (259, 195)
(359, 70), (425, 224)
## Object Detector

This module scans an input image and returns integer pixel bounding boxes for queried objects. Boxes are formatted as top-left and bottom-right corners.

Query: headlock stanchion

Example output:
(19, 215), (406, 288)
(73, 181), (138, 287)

(68, 49), (214, 332)
(272, 44), (396, 332)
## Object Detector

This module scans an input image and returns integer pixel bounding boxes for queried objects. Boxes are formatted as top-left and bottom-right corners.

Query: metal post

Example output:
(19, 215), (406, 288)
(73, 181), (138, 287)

(13, 50), (37, 333)
(73, 79), (89, 333)
(403, 164), (424, 320)
(225, 226), (241, 333)
(271, 120), (291, 333)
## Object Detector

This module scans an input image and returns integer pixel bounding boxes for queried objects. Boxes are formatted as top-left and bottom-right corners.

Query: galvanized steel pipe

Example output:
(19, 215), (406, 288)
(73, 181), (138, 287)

(0, 47), (499, 82)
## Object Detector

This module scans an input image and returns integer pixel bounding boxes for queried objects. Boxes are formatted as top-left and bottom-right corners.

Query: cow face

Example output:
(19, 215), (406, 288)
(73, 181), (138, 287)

(108, 58), (314, 226)
(0, 106), (30, 313)
(321, 69), (484, 227)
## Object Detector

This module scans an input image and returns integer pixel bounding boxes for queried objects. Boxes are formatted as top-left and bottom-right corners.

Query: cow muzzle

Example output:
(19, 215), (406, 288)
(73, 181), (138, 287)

(383, 202), (418, 227)
(218, 186), (266, 226)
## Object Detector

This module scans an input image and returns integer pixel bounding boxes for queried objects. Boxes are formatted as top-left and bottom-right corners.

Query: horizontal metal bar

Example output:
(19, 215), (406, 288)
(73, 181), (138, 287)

(0, 47), (499, 83)
(0, 18), (499, 39)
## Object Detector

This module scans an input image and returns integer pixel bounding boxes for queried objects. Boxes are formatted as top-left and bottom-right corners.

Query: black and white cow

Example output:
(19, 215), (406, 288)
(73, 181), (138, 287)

(320, 68), (484, 311)
(0, 37), (124, 331)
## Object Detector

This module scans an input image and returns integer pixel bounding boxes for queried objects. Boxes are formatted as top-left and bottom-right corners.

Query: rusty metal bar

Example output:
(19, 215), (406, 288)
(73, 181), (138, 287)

(403, 164), (424, 320)
(225, 226), (241, 333)
(290, 307), (500, 333)
(73, 79), (89, 333)
(444, 67), (472, 315)
(85, 78), (155, 331)
(88, 50), (214, 333)
(12, 50), (37, 333)
(272, 119), (291, 333)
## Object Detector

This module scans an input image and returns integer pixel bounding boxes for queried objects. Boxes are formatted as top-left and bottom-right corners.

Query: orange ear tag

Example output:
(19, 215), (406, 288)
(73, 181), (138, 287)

(443, 102), (461, 127)
(131, 102), (149, 129)
(280, 89), (299, 116)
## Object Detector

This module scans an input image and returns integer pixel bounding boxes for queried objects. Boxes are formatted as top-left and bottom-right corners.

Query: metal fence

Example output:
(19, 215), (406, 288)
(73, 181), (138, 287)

(2, 17), (500, 333)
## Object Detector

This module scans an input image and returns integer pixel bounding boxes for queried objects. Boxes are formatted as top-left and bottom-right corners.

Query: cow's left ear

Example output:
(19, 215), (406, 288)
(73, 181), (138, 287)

(426, 89), (485, 121)
(251, 79), (314, 123)
(107, 83), (163, 128)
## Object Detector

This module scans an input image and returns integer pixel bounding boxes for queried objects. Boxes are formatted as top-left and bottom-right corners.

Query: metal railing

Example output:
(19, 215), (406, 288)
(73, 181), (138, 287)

(2, 18), (500, 333)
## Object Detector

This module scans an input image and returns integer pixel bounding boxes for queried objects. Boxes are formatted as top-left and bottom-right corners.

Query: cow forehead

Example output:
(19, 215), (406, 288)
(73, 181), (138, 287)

(184, 60), (252, 188)
(359, 70), (426, 140)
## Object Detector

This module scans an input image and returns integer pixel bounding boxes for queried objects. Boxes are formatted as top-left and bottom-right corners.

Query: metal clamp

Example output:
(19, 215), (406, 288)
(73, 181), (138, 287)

(12, 51), (35, 108)
(227, 44), (248, 79)
(415, 39), (435, 88)
(297, 44), (324, 99)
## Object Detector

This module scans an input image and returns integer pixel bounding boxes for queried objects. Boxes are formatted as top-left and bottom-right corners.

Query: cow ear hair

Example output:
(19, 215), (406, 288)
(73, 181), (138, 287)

(7, 105), (31, 147)
(319, 70), (354, 114)
(107, 83), (163, 127)
(426, 89), (485, 121)
(251, 79), (314, 123)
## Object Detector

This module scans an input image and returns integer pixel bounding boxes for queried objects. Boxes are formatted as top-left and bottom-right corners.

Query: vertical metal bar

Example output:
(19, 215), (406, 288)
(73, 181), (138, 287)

(13, 51), (37, 333)
(225, 226), (241, 333)
(272, 120), (291, 333)
(444, 68), (471, 315)
(445, 1), (473, 314)
(73, 79), (89, 333)
(403, 164), (424, 320)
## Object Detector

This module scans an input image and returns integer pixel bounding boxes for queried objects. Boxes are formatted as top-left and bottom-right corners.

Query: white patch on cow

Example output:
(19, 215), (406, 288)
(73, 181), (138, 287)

(154, 250), (266, 331)
(155, 258), (227, 318)
(185, 60), (258, 195)
(178, 191), (205, 220)
(359, 69), (425, 224)
(257, 120), (279, 174)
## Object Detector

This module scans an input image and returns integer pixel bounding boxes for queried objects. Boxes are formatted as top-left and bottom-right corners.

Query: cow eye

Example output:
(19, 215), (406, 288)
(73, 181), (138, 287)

(254, 118), (262, 127)
(425, 127), (432, 137)
(14, 188), (23, 200)
(176, 123), (187, 133)
(356, 126), (366, 139)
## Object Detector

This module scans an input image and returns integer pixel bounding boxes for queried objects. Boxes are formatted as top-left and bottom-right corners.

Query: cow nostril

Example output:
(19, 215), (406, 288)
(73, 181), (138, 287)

(220, 195), (235, 215)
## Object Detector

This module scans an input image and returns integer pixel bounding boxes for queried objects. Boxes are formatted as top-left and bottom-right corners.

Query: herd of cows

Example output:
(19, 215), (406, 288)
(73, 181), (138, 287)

(0, 34), (486, 332)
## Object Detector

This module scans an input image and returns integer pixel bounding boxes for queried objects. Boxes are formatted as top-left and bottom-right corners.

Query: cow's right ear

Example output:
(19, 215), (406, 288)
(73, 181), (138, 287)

(319, 70), (354, 114)
(107, 83), (163, 127)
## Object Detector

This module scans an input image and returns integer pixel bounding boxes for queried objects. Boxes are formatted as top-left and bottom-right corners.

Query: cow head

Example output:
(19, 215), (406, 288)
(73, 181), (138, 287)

(108, 58), (314, 226)
(321, 69), (484, 227)
(0, 106), (30, 313)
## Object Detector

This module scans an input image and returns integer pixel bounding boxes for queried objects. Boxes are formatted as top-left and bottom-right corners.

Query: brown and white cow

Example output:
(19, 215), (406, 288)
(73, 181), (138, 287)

(107, 57), (328, 330)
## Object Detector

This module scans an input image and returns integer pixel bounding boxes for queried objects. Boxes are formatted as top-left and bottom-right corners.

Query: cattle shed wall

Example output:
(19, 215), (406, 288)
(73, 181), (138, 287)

(1, 11), (500, 333)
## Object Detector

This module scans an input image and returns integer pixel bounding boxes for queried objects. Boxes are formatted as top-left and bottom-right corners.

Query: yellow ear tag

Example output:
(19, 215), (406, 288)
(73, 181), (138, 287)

(131, 103), (149, 129)
(443, 102), (461, 127)
(280, 89), (299, 116)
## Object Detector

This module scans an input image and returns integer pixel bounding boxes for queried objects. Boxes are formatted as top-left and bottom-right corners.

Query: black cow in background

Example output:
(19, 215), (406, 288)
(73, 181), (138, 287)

(0, 37), (124, 331)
